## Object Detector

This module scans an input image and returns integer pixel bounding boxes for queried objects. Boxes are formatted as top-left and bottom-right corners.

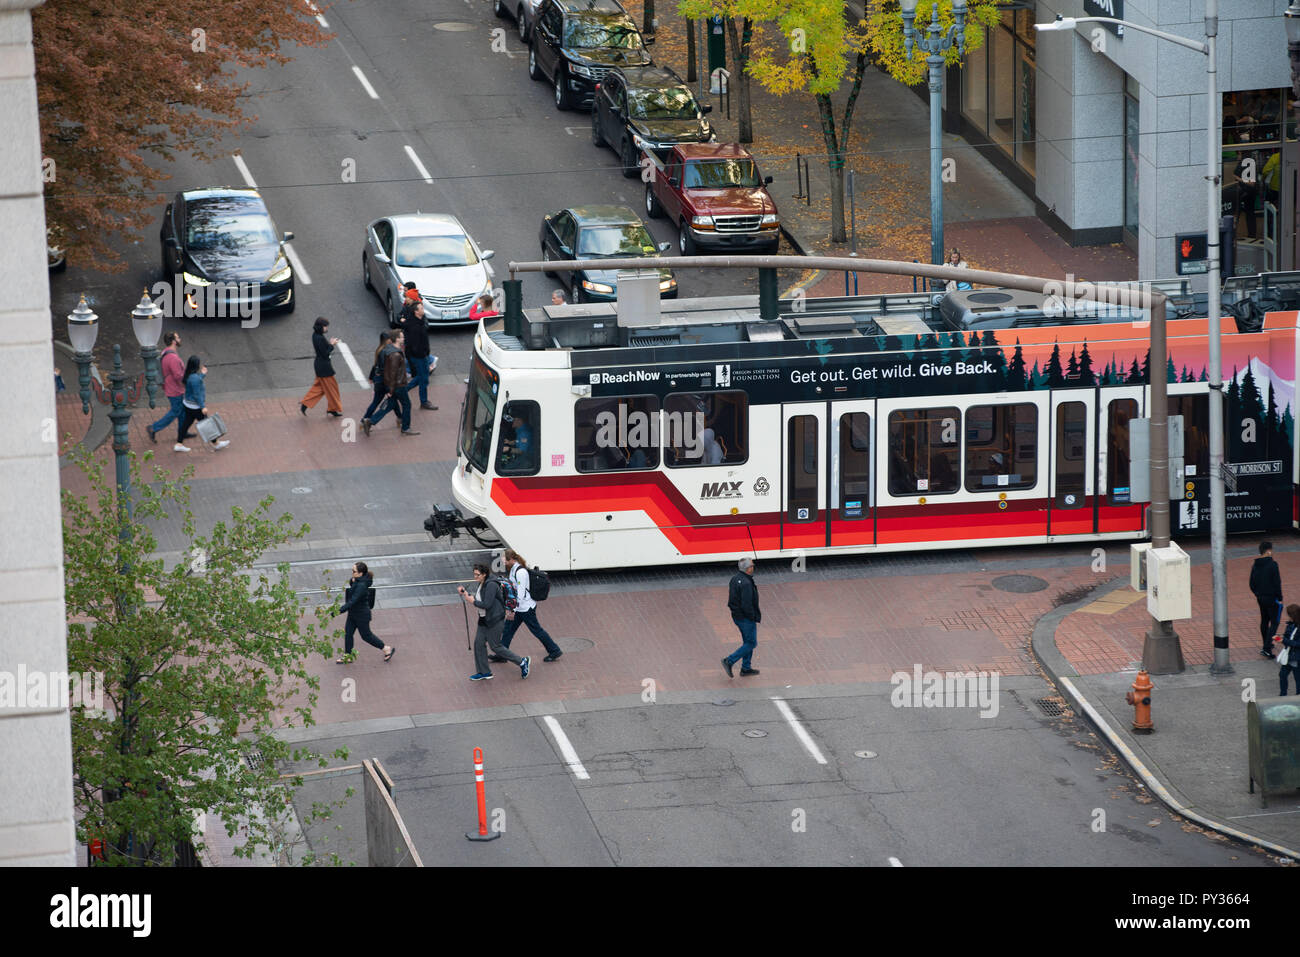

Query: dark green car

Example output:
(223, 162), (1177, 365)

(539, 204), (676, 303)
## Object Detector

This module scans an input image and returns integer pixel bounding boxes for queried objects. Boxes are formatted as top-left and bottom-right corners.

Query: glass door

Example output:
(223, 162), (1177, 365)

(829, 401), (875, 548)
(1049, 390), (1095, 537)
(781, 403), (826, 552)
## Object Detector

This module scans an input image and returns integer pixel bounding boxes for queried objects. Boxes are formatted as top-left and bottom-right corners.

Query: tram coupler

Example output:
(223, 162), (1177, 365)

(425, 504), (468, 541)
(1124, 670), (1154, 734)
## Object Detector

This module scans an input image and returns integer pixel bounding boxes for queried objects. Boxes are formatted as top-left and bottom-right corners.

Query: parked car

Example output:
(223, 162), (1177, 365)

(494, 0), (543, 42)
(159, 187), (296, 315)
(644, 143), (781, 255)
(528, 0), (652, 112)
(539, 204), (675, 303)
(362, 213), (496, 327)
(591, 65), (713, 178)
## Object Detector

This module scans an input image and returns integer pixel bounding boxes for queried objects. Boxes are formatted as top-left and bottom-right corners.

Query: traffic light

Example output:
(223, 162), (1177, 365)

(1174, 232), (1209, 275)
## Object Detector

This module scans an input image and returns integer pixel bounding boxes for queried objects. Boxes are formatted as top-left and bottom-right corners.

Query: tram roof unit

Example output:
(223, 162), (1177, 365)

(481, 270), (1300, 366)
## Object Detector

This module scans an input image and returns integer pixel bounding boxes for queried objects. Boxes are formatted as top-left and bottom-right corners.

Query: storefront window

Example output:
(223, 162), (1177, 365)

(1222, 88), (1295, 275)
(1124, 78), (1139, 240)
(958, 2), (1036, 178)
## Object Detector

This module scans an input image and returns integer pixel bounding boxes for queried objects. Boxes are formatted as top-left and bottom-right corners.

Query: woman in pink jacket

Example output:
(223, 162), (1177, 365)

(146, 331), (187, 444)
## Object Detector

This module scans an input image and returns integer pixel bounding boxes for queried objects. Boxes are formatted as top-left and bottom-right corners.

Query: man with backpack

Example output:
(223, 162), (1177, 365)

(458, 562), (529, 681)
(1250, 541), (1284, 659)
(493, 549), (562, 663)
(722, 557), (761, 677)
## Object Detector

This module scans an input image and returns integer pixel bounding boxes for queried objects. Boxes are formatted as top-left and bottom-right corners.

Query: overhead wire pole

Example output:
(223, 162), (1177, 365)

(502, 254), (1184, 672)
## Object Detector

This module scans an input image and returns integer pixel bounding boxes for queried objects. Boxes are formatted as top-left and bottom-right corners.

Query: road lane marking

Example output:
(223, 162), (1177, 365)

(351, 65), (379, 100)
(232, 154), (258, 188)
(404, 145), (433, 184)
(307, 1), (329, 27)
(542, 715), (590, 780)
(771, 696), (828, 765)
(336, 341), (368, 387)
(284, 243), (313, 285)
(888, 857), (904, 867)
(563, 127), (587, 136)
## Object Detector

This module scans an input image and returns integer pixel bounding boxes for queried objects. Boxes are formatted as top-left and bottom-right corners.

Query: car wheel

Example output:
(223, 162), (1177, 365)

(621, 138), (638, 179)
(386, 292), (399, 328)
(517, 6), (528, 41)
(645, 183), (663, 219)
(541, 245), (555, 279)
(528, 45), (542, 82)
(554, 66), (573, 111)
(493, 0), (506, 17)
(678, 220), (697, 256)
(362, 253), (372, 290)
(591, 108), (605, 148)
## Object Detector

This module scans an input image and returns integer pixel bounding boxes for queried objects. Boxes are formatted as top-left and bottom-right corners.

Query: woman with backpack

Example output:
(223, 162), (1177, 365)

(361, 331), (393, 431)
(1278, 604), (1300, 695)
(457, 562), (529, 681)
(338, 561), (394, 663)
(174, 355), (229, 453)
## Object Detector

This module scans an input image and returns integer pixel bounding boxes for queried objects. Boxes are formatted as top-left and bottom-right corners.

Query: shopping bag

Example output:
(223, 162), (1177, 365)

(195, 412), (228, 443)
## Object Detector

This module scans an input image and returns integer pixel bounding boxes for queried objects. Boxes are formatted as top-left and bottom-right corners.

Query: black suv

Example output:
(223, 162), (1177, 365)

(528, 0), (652, 111)
(592, 65), (713, 177)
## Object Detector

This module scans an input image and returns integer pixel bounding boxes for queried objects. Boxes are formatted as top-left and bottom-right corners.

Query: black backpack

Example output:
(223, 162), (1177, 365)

(528, 566), (551, 602)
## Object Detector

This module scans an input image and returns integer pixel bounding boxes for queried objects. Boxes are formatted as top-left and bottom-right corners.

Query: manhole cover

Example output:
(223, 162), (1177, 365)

(742, 729), (768, 738)
(291, 487), (312, 494)
(1035, 698), (1066, 717)
(854, 750), (877, 759)
(712, 699), (736, 707)
(991, 574), (1048, 593)
(433, 21), (475, 31)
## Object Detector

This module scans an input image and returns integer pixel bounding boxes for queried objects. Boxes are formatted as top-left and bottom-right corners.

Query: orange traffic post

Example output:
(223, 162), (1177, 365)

(466, 746), (500, 842)
(1125, 670), (1154, 735)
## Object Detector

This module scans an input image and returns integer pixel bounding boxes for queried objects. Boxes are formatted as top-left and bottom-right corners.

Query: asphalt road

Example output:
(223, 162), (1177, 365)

(51, 0), (781, 395)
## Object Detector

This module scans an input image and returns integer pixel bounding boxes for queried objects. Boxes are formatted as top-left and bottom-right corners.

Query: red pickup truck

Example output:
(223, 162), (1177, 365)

(643, 143), (781, 256)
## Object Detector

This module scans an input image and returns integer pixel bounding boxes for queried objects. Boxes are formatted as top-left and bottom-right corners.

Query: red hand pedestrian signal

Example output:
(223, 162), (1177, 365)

(1181, 239), (1193, 259)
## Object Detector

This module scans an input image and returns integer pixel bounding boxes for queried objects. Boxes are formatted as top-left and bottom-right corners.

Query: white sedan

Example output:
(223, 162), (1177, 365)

(362, 213), (496, 327)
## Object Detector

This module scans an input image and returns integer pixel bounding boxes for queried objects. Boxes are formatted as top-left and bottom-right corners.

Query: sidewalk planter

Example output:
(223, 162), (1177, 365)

(1247, 698), (1300, 807)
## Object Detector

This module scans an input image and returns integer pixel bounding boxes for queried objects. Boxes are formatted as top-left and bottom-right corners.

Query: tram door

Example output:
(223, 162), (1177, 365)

(781, 403), (827, 552)
(1048, 390), (1096, 537)
(1096, 386), (1147, 534)
(828, 401), (876, 548)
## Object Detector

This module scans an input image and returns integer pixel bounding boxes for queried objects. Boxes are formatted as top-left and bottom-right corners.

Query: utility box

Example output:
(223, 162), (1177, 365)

(615, 270), (662, 328)
(1130, 542), (1153, 591)
(1128, 415), (1185, 503)
(1248, 698), (1300, 807)
(1145, 541), (1191, 621)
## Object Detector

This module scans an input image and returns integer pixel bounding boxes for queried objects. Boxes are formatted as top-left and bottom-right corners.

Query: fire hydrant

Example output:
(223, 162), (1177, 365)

(1125, 670), (1154, 734)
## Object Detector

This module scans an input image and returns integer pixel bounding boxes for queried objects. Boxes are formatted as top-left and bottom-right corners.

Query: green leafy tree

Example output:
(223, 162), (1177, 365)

(678, 0), (760, 142)
(63, 446), (346, 865)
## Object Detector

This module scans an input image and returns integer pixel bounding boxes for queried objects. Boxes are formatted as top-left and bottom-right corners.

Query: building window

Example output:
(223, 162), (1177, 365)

(1124, 75), (1140, 241)
(959, 3), (1036, 178)
(1222, 87), (1294, 275)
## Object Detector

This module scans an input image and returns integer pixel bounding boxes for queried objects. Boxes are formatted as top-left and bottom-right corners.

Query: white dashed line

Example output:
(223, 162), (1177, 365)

(307, 1), (328, 27)
(542, 715), (590, 780)
(888, 857), (904, 867)
(335, 341), (367, 387)
(283, 244), (312, 285)
(232, 154), (258, 188)
(404, 145), (433, 184)
(351, 65), (379, 100)
(771, 697), (828, 765)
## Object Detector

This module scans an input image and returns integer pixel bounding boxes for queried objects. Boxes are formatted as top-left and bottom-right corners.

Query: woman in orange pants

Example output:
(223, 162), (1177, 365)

(301, 316), (343, 417)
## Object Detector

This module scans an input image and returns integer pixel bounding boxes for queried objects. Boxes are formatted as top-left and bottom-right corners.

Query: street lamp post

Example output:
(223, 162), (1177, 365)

(901, 0), (967, 268)
(1035, 12), (1220, 674)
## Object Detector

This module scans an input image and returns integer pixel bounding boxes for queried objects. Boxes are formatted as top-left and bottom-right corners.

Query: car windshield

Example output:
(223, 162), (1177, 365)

(565, 19), (642, 49)
(396, 234), (479, 268)
(629, 87), (698, 120)
(684, 159), (760, 189)
(185, 199), (278, 250)
(577, 224), (657, 257)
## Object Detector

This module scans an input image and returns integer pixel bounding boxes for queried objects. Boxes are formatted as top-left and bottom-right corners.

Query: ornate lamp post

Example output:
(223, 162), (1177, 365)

(68, 291), (164, 514)
(900, 0), (967, 268)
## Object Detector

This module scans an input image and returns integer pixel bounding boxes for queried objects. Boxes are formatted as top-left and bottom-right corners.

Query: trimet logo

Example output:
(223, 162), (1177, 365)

(701, 481), (743, 499)
(590, 370), (661, 385)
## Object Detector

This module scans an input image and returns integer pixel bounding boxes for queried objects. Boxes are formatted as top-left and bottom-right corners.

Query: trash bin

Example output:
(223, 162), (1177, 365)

(1247, 697), (1300, 807)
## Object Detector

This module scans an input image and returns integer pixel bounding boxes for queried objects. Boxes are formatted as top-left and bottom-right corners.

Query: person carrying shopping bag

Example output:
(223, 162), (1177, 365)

(175, 355), (229, 453)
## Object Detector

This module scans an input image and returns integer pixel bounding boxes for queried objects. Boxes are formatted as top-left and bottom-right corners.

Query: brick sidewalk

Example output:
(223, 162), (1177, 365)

(282, 564), (1097, 727)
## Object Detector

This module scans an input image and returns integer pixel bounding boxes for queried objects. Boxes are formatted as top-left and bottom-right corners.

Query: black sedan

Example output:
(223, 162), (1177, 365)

(540, 204), (675, 303)
(591, 65), (713, 177)
(159, 187), (296, 318)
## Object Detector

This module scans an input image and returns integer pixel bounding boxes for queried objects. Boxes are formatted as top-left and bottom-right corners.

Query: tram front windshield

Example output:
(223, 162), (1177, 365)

(460, 354), (499, 472)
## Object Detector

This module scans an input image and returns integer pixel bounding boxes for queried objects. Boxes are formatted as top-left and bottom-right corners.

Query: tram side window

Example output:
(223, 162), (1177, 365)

(888, 407), (960, 496)
(1168, 395), (1210, 480)
(788, 415), (818, 522)
(664, 391), (749, 467)
(496, 400), (541, 476)
(1107, 399), (1139, 505)
(965, 403), (1037, 492)
(839, 412), (871, 520)
(1055, 402), (1087, 508)
(574, 396), (661, 472)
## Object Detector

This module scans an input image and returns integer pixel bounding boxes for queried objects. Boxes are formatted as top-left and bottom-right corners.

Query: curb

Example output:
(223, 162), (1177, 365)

(778, 223), (826, 299)
(1030, 577), (1300, 863)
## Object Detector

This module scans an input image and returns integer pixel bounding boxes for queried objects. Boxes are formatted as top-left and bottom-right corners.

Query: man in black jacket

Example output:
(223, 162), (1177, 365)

(399, 300), (437, 411)
(1250, 541), (1284, 658)
(722, 557), (761, 677)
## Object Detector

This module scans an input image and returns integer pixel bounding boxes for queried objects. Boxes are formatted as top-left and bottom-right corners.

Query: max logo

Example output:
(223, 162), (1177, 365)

(701, 481), (742, 499)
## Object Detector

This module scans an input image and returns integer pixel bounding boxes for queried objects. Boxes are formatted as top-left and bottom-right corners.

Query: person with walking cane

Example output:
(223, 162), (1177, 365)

(301, 317), (343, 417)
(458, 563), (529, 681)
(337, 561), (394, 663)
